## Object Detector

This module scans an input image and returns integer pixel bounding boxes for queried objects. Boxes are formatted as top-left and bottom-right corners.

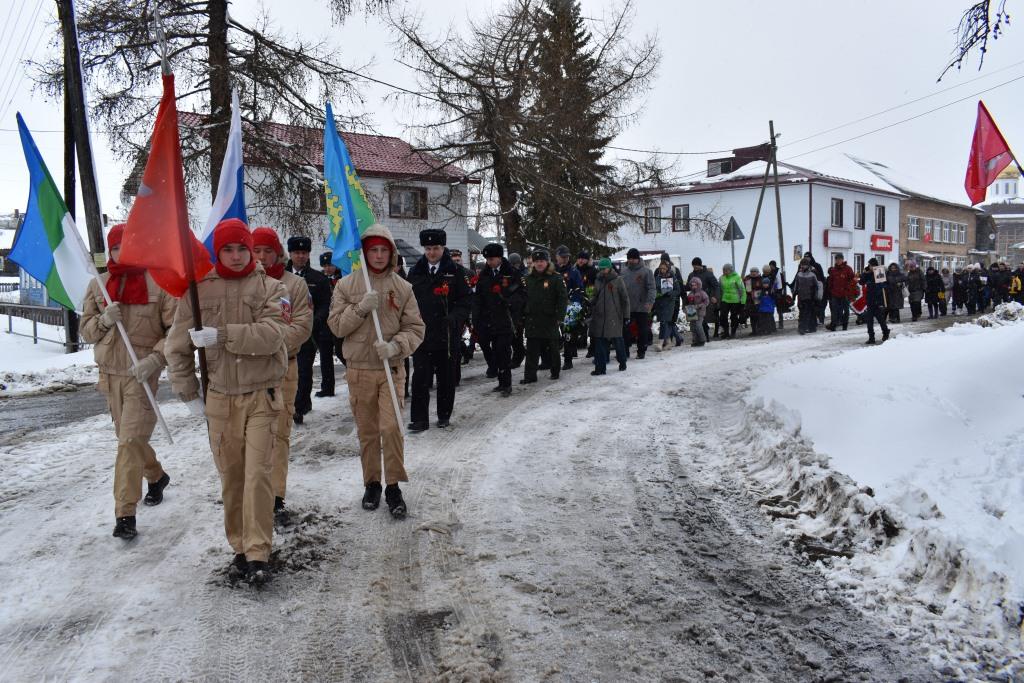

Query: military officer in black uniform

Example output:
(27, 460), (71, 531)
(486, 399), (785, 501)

(406, 229), (471, 432)
(287, 236), (332, 424)
(472, 243), (526, 397)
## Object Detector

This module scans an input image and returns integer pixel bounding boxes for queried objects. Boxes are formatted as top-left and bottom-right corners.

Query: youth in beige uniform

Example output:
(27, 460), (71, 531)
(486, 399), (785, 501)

(327, 223), (424, 517)
(165, 219), (288, 585)
(251, 227), (312, 518)
(80, 224), (176, 539)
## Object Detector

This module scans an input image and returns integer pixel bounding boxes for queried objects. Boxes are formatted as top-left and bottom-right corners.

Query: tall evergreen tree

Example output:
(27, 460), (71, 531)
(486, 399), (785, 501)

(522, 0), (616, 252)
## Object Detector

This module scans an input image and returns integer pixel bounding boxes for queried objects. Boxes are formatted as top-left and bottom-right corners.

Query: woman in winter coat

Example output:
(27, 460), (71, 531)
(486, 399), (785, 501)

(743, 267), (762, 335)
(718, 263), (746, 339)
(885, 263), (907, 322)
(905, 260), (926, 321)
(652, 260), (682, 351)
(939, 268), (954, 316)
(80, 224), (177, 541)
(924, 266), (945, 319)
(521, 248), (569, 383)
(589, 257), (630, 374)
(165, 219), (289, 586)
(685, 277), (710, 346)
(793, 258), (823, 334)
(952, 268), (968, 314)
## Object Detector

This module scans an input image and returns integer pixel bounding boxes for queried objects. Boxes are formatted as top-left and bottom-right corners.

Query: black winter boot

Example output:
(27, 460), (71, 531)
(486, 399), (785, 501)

(227, 553), (248, 581)
(362, 482), (382, 510)
(113, 516), (137, 539)
(246, 560), (271, 586)
(562, 358), (573, 370)
(144, 472), (170, 506)
(385, 484), (407, 518)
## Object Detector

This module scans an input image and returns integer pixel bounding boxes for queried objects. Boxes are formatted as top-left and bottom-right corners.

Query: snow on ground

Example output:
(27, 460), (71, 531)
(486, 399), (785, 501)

(0, 318), (96, 396)
(746, 312), (1024, 677)
(0, 312), (1017, 680)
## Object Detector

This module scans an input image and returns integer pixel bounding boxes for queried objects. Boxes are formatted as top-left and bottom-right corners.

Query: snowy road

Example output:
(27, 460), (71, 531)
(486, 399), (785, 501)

(0, 321), (957, 681)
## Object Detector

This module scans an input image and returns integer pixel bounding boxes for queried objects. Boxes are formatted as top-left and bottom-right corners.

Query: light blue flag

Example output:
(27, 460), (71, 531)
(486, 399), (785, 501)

(324, 102), (375, 275)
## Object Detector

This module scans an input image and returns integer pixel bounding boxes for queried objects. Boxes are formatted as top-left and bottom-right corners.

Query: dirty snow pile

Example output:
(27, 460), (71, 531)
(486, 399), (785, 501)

(974, 300), (1024, 327)
(743, 320), (1024, 677)
(0, 318), (96, 396)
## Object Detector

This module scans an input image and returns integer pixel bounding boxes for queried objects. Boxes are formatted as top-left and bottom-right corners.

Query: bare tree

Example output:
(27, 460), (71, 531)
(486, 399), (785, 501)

(34, 0), (392, 234)
(389, 0), (668, 254)
(940, 0), (1012, 80)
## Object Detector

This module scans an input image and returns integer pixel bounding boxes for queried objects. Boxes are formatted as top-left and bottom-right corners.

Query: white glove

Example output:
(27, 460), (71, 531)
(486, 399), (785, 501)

(188, 327), (221, 348)
(374, 340), (400, 360)
(100, 302), (122, 328)
(355, 290), (380, 316)
(185, 397), (205, 418)
(131, 354), (163, 383)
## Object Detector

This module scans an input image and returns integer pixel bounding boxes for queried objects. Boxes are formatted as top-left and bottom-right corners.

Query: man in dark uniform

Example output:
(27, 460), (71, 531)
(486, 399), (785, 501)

(449, 249), (473, 383)
(287, 236), (332, 424)
(406, 230), (471, 432)
(473, 243), (526, 397)
(321, 251), (344, 366)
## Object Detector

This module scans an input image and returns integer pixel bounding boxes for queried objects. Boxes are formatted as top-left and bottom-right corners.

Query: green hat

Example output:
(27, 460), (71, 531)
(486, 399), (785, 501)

(598, 257), (613, 269)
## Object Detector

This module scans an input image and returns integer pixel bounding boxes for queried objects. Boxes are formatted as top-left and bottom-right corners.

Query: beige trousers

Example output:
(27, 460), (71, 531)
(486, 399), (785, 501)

(205, 387), (283, 562)
(99, 373), (164, 518)
(271, 359), (298, 499)
(346, 366), (408, 486)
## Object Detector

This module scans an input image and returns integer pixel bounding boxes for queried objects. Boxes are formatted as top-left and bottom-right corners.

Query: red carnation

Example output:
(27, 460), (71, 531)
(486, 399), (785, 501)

(491, 284), (502, 294)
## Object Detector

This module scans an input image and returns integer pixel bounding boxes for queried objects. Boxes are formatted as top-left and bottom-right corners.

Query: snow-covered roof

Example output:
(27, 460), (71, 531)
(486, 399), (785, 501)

(846, 154), (977, 210)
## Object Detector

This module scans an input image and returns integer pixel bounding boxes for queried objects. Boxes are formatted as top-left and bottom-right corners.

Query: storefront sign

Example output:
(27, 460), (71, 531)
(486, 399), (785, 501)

(870, 234), (893, 252)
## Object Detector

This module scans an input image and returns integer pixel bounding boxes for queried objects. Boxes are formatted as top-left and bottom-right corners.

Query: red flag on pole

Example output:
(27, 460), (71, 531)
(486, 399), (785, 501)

(119, 73), (212, 296)
(964, 101), (1015, 206)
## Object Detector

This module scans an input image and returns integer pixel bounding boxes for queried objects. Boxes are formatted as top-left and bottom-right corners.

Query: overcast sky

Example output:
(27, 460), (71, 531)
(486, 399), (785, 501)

(0, 0), (1021, 220)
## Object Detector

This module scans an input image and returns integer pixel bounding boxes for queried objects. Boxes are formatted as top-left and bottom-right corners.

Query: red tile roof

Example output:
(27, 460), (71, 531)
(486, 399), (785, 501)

(178, 112), (477, 184)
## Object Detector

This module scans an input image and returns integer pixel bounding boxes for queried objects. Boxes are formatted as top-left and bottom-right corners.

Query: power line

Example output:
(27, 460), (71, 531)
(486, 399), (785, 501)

(0, 27), (49, 125)
(0, 0), (46, 123)
(0, 1), (30, 83)
(607, 144), (733, 156)
(782, 72), (1024, 161)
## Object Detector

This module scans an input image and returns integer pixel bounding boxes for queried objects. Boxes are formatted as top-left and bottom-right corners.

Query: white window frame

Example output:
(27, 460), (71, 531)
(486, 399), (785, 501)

(874, 205), (886, 232)
(644, 206), (661, 233)
(854, 201), (865, 230)
(831, 198), (844, 227)
(908, 216), (920, 240)
(671, 204), (690, 232)
(942, 221), (950, 243)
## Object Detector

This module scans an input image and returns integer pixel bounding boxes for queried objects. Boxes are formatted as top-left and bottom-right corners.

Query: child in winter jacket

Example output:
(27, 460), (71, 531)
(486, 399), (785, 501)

(685, 278), (710, 347)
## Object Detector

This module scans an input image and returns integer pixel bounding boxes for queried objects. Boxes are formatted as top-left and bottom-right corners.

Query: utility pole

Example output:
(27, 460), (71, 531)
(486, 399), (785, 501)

(60, 0), (81, 352)
(769, 120), (787, 330)
(56, 0), (104, 258)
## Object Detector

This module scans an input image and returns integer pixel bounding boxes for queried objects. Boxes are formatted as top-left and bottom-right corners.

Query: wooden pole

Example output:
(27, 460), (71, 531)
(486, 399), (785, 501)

(769, 120), (787, 330)
(739, 160), (772, 277)
(62, 42), (80, 352)
(55, 0), (104, 257)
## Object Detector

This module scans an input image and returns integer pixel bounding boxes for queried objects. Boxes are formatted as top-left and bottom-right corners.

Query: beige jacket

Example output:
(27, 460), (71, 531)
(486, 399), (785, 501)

(165, 264), (289, 400)
(80, 273), (177, 376)
(327, 223), (424, 370)
(278, 270), (314, 358)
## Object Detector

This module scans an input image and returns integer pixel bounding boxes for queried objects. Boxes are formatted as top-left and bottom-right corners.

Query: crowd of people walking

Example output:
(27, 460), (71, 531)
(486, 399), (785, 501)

(81, 217), (1024, 586)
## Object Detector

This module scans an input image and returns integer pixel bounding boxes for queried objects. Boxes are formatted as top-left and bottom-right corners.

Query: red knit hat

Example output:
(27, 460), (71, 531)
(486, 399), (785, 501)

(362, 235), (392, 254)
(106, 223), (126, 250)
(251, 227), (283, 256)
(213, 218), (253, 255)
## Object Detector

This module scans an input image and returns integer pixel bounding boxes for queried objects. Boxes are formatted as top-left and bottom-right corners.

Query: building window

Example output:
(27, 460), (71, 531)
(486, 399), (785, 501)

(854, 253), (865, 272)
(853, 202), (865, 230)
(644, 206), (661, 233)
(874, 205), (886, 232)
(299, 184), (327, 214)
(942, 221), (950, 243)
(876, 254), (885, 265)
(831, 198), (844, 227)
(908, 216), (920, 240)
(671, 204), (690, 232)
(960, 224), (967, 244)
(924, 219), (933, 241)
(388, 187), (429, 219)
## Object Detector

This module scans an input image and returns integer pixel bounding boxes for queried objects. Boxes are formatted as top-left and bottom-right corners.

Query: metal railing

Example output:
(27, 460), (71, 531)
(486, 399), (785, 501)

(0, 283), (18, 293)
(0, 303), (84, 352)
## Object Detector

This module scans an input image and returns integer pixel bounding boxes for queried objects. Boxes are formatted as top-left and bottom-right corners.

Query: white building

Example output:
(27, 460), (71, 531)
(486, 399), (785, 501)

(176, 116), (478, 268)
(623, 154), (906, 277)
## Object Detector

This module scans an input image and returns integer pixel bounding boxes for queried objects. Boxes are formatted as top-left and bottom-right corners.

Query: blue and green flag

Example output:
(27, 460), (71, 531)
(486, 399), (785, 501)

(8, 113), (95, 311)
(324, 102), (375, 275)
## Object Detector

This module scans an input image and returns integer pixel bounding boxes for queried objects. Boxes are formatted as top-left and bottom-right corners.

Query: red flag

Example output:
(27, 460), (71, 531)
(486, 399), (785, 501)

(119, 73), (212, 296)
(964, 101), (1015, 205)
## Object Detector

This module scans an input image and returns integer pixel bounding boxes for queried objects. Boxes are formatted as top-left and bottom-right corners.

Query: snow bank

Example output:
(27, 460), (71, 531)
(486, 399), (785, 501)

(974, 300), (1024, 327)
(0, 318), (96, 396)
(741, 320), (1024, 678)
